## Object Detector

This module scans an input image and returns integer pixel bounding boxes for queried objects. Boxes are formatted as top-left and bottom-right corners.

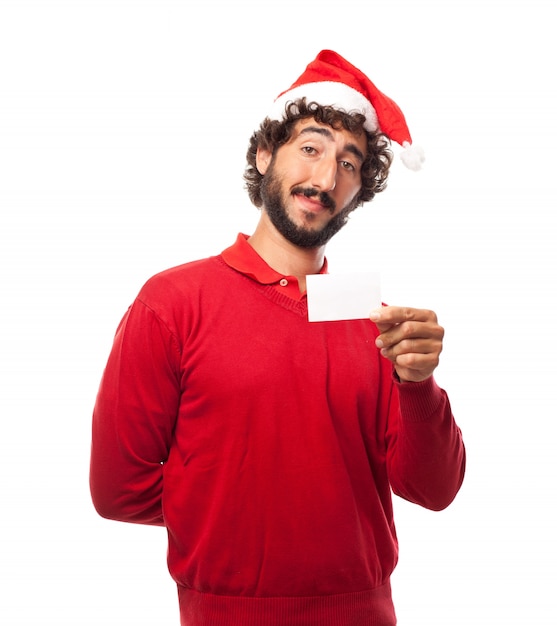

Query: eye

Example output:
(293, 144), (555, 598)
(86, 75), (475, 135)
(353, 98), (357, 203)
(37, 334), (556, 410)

(301, 146), (317, 155)
(339, 160), (356, 171)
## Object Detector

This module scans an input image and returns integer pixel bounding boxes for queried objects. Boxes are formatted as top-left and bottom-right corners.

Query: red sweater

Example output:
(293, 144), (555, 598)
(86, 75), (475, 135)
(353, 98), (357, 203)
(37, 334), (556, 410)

(90, 234), (465, 626)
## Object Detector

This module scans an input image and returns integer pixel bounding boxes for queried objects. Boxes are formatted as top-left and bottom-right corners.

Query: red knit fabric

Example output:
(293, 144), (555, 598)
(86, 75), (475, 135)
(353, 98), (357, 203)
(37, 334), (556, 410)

(90, 234), (465, 625)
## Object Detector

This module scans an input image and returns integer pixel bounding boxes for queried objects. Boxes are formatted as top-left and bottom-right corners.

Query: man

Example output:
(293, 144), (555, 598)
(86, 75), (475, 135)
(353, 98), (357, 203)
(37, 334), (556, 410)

(90, 50), (465, 625)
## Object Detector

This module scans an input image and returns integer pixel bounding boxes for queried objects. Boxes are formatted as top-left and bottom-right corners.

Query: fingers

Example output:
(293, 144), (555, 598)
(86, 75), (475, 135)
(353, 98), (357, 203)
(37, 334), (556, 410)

(370, 305), (437, 326)
(380, 339), (442, 382)
(369, 306), (444, 382)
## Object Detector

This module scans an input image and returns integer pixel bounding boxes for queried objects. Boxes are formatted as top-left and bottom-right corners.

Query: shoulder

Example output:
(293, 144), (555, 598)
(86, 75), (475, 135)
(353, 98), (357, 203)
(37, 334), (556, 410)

(138, 255), (224, 300)
(131, 254), (240, 328)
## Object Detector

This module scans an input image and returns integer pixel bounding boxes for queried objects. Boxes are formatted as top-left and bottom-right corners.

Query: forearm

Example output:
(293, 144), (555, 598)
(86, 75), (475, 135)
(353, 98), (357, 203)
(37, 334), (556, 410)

(90, 392), (166, 525)
(388, 376), (465, 511)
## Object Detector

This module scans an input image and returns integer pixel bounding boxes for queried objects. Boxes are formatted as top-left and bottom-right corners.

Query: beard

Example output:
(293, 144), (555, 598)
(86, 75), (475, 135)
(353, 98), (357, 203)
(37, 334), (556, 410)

(259, 164), (359, 249)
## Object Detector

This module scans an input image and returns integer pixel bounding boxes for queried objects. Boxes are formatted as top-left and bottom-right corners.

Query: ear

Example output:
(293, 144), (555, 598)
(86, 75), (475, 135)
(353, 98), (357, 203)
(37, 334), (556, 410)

(255, 147), (272, 175)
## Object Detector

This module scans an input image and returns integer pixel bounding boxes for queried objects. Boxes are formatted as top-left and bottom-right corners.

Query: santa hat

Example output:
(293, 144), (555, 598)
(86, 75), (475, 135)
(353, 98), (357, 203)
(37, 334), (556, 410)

(268, 49), (424, 171)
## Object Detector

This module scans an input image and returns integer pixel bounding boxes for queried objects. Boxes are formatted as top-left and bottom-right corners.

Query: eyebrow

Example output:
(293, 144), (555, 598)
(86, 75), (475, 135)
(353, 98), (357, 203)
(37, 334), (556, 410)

(298, 126), (366, 163)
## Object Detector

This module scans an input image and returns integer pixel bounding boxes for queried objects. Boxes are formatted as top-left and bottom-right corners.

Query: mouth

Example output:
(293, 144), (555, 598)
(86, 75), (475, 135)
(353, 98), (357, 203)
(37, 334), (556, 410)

(292, 188), (335, 214)
(295, 194), (328, 214)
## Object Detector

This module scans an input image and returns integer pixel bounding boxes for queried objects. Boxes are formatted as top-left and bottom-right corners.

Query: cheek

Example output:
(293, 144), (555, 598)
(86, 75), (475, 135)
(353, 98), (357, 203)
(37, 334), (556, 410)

(274, 154), (312, 186)
(336, 180), (362, 207)
(290, 166), (311, 187)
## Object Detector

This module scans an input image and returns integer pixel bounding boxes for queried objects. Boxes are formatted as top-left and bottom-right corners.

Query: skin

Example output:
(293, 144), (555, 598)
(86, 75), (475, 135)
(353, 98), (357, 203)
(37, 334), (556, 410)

(370, 306), (444, 383)
(248, 117), (444, 383)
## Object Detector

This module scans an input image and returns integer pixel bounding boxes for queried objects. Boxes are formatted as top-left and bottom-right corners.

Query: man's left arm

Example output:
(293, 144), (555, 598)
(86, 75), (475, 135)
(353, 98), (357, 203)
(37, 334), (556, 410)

(372, 306), (466, 510)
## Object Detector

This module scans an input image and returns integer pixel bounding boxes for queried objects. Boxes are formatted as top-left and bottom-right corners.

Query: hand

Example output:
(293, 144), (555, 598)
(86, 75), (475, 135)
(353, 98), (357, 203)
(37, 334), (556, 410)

(370, 306), (444, 383)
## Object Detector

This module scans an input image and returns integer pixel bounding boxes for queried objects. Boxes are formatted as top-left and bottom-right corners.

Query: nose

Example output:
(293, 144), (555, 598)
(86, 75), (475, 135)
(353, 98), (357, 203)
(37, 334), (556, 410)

(311, 157), (337, 192)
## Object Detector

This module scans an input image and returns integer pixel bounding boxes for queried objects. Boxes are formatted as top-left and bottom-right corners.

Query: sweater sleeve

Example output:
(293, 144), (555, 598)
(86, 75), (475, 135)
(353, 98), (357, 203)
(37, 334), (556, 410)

(89, 296), (181, 525)
(385, 376), (466, 511)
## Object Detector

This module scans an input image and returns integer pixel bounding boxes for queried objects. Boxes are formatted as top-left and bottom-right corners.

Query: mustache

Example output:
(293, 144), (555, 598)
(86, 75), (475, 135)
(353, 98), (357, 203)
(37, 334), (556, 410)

(291, 187), (336, 212)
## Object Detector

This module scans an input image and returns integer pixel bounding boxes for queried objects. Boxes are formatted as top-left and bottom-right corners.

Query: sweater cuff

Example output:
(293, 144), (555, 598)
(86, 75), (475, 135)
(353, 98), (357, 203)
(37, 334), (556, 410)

(395, 375), (446, 423)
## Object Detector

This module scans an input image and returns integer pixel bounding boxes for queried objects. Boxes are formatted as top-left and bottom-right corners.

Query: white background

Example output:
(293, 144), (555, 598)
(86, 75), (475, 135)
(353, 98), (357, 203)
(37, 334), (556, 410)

(1, 1), (555, 624)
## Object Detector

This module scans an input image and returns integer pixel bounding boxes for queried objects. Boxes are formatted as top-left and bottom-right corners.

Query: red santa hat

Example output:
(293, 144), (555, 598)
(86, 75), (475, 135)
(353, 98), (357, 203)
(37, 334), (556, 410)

(268, 49), (424, 171)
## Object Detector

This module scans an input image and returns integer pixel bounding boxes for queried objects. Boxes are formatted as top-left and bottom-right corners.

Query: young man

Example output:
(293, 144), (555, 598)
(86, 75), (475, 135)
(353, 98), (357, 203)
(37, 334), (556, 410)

(90, 50), (465, 625)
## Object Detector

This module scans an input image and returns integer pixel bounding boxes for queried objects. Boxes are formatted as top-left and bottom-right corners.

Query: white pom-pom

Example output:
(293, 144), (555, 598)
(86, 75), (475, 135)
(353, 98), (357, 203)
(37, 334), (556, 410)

(400, 141), (425, 171)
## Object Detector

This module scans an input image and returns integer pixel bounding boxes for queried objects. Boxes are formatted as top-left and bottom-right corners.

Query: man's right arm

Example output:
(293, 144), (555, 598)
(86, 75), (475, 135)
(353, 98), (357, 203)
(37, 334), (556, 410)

(89, 298), (181, 526)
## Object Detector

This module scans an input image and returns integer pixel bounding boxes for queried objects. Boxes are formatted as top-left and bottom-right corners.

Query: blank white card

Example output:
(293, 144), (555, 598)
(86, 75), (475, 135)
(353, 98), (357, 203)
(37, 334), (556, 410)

(306, 272), (381, 322)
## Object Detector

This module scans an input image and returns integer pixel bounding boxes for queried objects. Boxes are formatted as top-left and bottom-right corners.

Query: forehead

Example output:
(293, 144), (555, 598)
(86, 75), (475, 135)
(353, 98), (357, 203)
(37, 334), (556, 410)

(290, 117), (368, 156)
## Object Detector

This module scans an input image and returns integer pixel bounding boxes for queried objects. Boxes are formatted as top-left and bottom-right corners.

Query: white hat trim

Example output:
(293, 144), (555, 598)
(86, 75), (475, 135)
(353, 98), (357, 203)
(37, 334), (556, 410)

(269, 81), (379, 132)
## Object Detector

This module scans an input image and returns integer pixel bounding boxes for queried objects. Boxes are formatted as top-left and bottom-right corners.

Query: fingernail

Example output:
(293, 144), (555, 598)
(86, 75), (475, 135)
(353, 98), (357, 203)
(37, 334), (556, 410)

(375, 338), (384, 348)
(370, 309), (381, 321)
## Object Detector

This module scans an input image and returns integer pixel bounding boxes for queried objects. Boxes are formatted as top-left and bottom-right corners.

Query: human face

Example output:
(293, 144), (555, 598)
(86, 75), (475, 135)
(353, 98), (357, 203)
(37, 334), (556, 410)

(257, 118), (367, 248)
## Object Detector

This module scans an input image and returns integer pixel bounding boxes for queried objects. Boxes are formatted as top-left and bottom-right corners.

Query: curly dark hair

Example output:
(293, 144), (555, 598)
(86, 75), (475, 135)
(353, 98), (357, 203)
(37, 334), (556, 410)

(244, 98), (393, 209)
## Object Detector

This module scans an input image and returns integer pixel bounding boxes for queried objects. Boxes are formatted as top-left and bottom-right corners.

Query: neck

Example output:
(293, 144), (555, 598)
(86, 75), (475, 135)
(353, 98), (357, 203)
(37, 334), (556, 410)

(248, 212), (326, 293)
